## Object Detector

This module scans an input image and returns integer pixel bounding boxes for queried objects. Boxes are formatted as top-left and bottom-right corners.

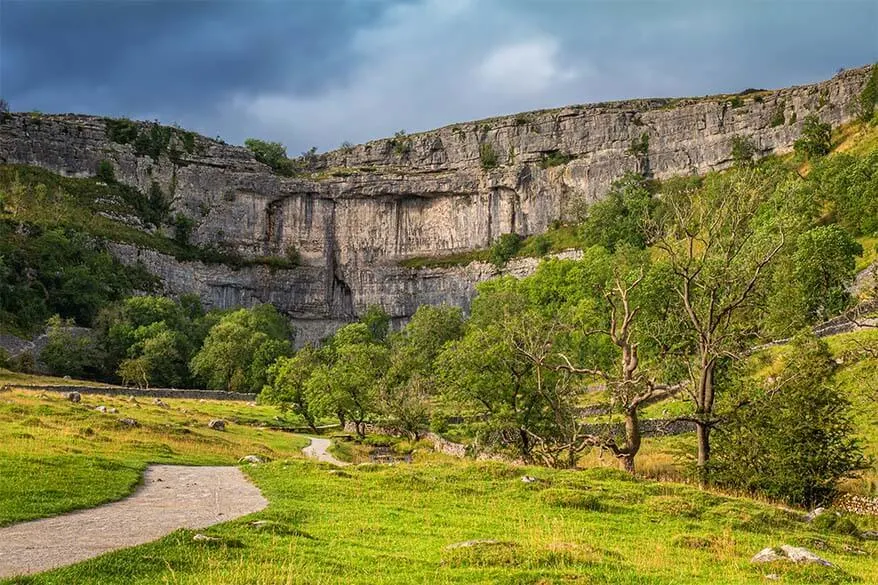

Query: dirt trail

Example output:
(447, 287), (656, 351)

(302, 436), (350, 466)
(0, 465), (267, 579)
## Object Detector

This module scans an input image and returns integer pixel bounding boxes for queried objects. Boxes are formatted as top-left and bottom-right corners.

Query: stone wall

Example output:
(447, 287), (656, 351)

(0, 66), (870, 343)
(6, 384), (258, 402)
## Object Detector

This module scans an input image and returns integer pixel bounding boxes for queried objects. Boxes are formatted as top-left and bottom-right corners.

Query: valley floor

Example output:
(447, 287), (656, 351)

(0, 384), (876, 584)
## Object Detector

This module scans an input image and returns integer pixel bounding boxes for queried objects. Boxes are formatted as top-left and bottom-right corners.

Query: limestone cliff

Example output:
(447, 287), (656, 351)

(0, 66), (870, 342)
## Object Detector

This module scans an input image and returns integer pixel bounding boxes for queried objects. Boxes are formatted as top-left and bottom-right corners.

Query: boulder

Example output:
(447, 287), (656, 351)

(208, 419), (226, 431)
(118, 417), (139, 428)
(95, 405), (108, 413)
(67, 391), (81, 403)
(750, 545), (832, 567)
(239, 455), (264, 464)
(153, 398), (169, 409)
(804, 507), (827, 522)
(192, 533), (220, 543)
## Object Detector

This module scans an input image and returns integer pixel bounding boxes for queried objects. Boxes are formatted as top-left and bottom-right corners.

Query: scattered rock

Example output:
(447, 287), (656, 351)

(38, 393), (50, 400)
(154, 398), (169, 409)
(128, 396), (138, 403)
(842, 544), (866, 555)
(192, 533), (220, 543)
(520, 475), (538, 483)
(62, 375), (71, 380)
(67, 392), (81, 403)
(764, 574), (779, 581)
(239, 455), (264, 464)
(208, 419), (226, 431)
(118, 418), (139, 428)
(861, 530), (878, 540)
(751, 548), (785, 563)
(108, 407), (118, 414)
(95, 405), (108, 413)
(751, 545), (833, 567)
(804, 507), (827, 522)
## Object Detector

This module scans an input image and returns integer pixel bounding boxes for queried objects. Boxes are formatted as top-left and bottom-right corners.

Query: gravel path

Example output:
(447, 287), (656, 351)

(302, 436), (350, 466)
(0, 465), (267, 579)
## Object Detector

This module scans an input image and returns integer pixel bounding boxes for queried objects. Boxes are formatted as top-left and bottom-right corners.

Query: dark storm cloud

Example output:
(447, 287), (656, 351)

(1, 0), (875, 152)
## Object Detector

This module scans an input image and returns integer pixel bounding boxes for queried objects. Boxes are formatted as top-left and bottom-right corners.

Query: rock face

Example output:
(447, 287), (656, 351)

(0, 67), (871, 342)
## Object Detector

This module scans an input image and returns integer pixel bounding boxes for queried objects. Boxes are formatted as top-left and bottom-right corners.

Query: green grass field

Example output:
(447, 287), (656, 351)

(0, 386), (308, 526)
(5, 460), (877, 585)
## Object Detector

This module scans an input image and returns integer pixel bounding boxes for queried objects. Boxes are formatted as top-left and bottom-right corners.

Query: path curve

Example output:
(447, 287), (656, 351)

(302, 436), (350, 466)
(0, 465), (267, 578)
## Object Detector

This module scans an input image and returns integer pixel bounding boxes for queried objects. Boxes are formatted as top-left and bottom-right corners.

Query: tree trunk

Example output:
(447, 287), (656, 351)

(696, 422), (711, 472)
(620, 408), (642, 474)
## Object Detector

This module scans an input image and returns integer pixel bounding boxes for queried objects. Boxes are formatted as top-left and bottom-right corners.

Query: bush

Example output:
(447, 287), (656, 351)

(794, 114), (831, 160)
(391, 130), (412, 157)
(730, 135), (756, 167)
(770, 105), (786, 127)
(284, 244), (301, 266)
(489, 233), (521, 267)
(479, 143), (498, 170)
(172, 213), (195, 246)
(856, 63), (878, 123)
(539, 151), (574, 169)
(531, 234), (551, 256)
(96, 160), (115, 183)
(709, 334), (866, 507)
(105, 118), (139, 144)
(245, 138), (295, 175)
(627, 133), (649, 158)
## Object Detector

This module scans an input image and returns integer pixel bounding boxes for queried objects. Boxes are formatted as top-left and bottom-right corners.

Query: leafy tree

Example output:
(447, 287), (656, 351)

(40, 315), (102, 378)
(263, 345), (323, 432)
(710, 334), (866, 507)
(654, 168), (788, 474)
(794, 114), (831, 160)
(791, 225), (862, 321)
(307, 323), (388, 436)
(581, 173), (654, 251)
(190, 304), (293, 393)
(244, 138), (293, 175)
(808, 150), (878, 236)
(117, 322), (185, 388)
(360, 304), (391, 343)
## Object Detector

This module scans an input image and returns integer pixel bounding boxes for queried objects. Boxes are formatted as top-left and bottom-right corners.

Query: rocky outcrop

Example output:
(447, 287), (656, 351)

(0, 66), (871, 342)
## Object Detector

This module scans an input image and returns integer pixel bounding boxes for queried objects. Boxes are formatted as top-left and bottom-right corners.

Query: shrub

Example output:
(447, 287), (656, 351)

(539, 151), (574, 169)
(479, 143), (498, 170)
(489, 233), (521, 268)
(729, 96), (744, 108)
(769, 105), (786, 127)
(709, 334), (866, 508)
(627, 132), (649, 158)
(172, 213), (195, 246)
(856, 63), (878, 123)
(96, 160), (115, 183)
(391, 130), (412, 157)
(794, 114), (831, 160)
(284, 244), (301, 266)
(532, 234), (551, 256)
(730, 135), (756, 167)
(245, 138), (295, 176)
(105, 118), (139, 144)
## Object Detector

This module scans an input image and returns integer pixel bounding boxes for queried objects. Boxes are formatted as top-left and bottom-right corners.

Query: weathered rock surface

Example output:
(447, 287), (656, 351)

(0, 67), (870, 342)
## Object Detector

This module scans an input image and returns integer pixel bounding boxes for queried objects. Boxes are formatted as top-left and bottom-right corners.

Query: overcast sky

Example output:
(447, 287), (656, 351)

(1, 0), (876, 153)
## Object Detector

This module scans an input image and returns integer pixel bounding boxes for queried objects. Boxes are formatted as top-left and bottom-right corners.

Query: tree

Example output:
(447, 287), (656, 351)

(263, 345), (323, 431)
(189, 304), (293, 393)
(360, 304), (391, 343)
(117, 323), (184, 388)
(653, 168), (787, 474)
(791, 225), (862, 321)
(581, 173), (654, 251)
(709, 334), (866, 507)
(309, 323), (388, 436)
(730, 135), (756, 167)
(40, 315), (102, 379)
(244, 138), (293, 175)
(794, 114), (831, 160)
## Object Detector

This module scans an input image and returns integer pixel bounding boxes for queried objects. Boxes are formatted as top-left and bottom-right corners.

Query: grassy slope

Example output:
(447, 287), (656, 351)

(0, 387), (308, 526)
(7, 461), (877, 585)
